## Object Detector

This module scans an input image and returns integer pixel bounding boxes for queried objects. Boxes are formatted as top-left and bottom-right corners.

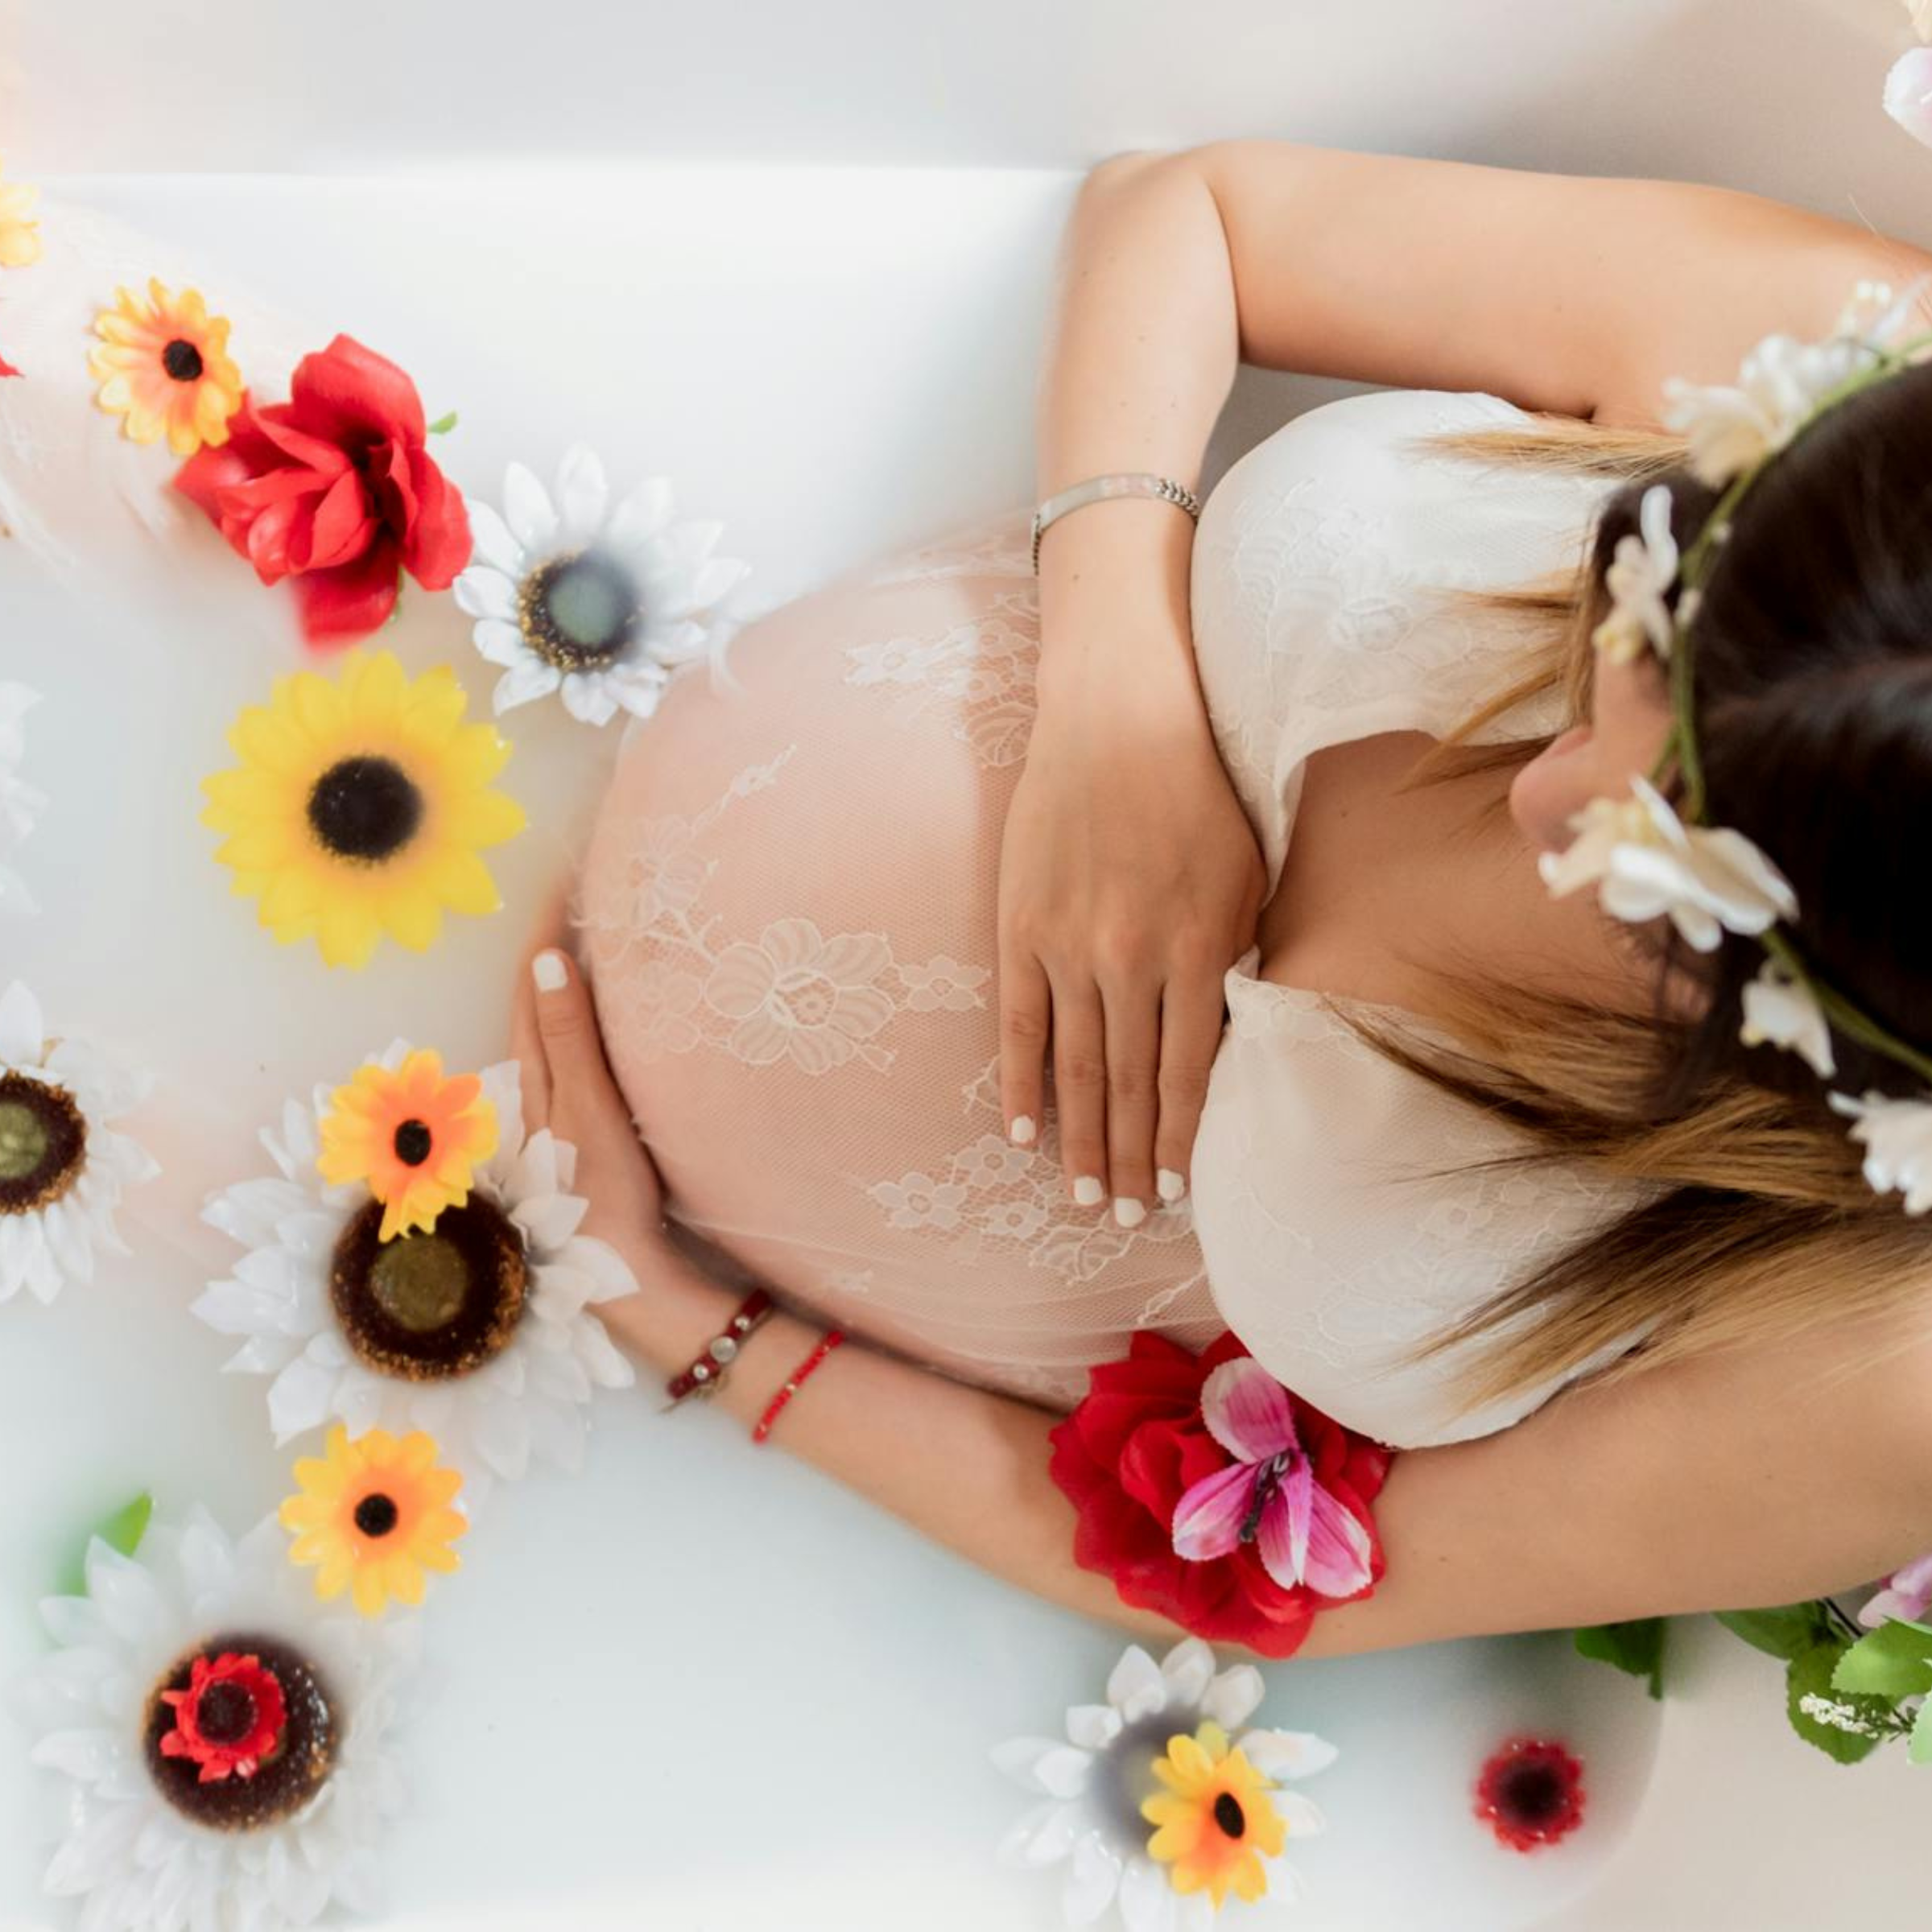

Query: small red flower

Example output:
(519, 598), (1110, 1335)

(1473, 1736), (1587, 1852)
(172, 334), (471, 646)
(159, 1650), (288, 1784)
(1046, 1330), (1393, 1657)
(0, 349), (19, 378)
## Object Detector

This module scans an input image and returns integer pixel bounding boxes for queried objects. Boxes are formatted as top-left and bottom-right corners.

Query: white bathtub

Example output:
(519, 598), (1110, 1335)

(2, 6), (1927, 1923)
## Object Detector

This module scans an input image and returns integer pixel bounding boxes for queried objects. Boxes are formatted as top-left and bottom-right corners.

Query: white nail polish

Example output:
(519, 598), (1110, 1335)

(1157, 1169), (1187, 1203)
(1009, 1114), (1037, 1146)
(1114, 1197), (1146, 1229)
(533, 950), (568, 992)
(1073, 1174), (1104, 1207)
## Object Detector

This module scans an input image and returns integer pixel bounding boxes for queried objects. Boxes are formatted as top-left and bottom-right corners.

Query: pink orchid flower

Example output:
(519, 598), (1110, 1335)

(1170, 1356), (1373, 1596)
(1859, 1548), (1932, 1629)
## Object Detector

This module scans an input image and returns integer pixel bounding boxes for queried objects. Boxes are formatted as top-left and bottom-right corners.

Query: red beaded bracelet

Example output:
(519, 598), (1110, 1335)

(751, 1329), (845, 1444)
(663, 1288), (774, 1410)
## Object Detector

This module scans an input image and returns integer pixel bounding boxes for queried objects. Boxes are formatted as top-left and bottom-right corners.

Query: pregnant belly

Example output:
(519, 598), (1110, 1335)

(568, 506), (1223, 1410)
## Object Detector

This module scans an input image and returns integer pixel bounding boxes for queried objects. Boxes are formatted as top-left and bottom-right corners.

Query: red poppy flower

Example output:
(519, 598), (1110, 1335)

(1046, 1330), (1393, 1657)
(159, 1650), (287, 1783)
(172, 334), (471, 646)
(1473, 1736), (1587, 1852)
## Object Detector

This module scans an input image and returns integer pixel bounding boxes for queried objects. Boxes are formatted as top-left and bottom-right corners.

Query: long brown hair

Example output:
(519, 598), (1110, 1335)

(1338, 372), (1932, 1419)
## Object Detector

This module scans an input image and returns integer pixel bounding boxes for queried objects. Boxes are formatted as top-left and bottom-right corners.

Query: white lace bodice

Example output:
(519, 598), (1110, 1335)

(1186, 386), (1664, 1447)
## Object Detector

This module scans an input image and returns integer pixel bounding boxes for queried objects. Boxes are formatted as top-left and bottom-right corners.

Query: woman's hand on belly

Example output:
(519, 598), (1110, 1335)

(997, 665), (1267, 1223)
(510, 900), (672, 1262)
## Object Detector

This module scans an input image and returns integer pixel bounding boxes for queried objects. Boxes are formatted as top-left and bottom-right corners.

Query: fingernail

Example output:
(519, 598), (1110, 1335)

(1009, 1114), (1036, 1146)
(533, 950), (568, 993)
(1073, 1174), (1104, 1208)
(1157, 1168), (1187, 1203)
(1113, 1197), (1146, 1228)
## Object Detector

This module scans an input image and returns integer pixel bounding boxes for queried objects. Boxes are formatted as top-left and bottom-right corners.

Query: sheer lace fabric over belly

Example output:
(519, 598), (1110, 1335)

(573, 506), (1227, 1414)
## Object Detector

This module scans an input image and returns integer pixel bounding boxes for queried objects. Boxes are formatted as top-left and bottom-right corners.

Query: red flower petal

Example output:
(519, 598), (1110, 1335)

(292, 534), (402, 645)
(0, 351), (19, 379)
(157, 1651), (287, 1785)
(288, 333), (427, 447)
(1474, 1736), (1587, 1852)
(400, 444), (473, 587)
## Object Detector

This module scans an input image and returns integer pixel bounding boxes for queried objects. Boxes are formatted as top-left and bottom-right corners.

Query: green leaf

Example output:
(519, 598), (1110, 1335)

(1715, 1601), (1835, 1662)
(1833, 1620), (1932, 1702)
(1910, 1696), (1932, 1767)
(1785, 1642), (1889, 1765)
(55, 1491), (153, 1597)
(1572, 1617), (1667, 1698)
(427, 410), (458, 436)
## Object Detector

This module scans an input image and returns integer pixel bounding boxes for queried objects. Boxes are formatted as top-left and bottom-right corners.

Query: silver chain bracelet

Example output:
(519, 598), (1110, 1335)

(1030, 472), (1203, 574)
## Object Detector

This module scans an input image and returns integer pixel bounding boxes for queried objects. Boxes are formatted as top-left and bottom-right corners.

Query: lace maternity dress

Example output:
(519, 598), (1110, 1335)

(573, 386), (1664, 1447)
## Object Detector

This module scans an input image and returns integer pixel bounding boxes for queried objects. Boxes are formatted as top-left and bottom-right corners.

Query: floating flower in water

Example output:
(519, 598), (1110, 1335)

(0, 155), (41, 266)
(0, 980), (158, 1307)
(1473, 1736), (1586, 1853)
(455, 443), (762, 725)
(201, 648), (527, 969)
(992, 1635), (1333, 1930)
(1141, 1720), (1286, 1909)
(196, 1042), (638, 1508)
(280, 1423), (468, 1616)
(0, 680), (46, 914)
(88, 278), (244, 456)
(14, 1506), (415, 1930)
(318, 1046), (497, 1240)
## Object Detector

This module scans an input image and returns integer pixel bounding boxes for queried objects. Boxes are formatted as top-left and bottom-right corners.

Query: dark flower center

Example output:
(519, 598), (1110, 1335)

(518, 551), (642, 672)
(147, 1633), (336, 1832)
(1213, 1790), (1246, 1838)
(0, 1072), (86, 1215)
(1498, 1762), (1566, 1826)
(162, 337), (204, 382)
(393, 1118), (433, 1166)
(331, 1191), (528, 1381)
(196, 1680), (259, 1746)
(307, 755), (423, 865)
(354, 1492), (401, 1538)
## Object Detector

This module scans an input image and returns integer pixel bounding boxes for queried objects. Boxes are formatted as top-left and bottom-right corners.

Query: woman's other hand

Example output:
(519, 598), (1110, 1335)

(510, 885), (671, 1260)
(997, 654), (1266, 1224)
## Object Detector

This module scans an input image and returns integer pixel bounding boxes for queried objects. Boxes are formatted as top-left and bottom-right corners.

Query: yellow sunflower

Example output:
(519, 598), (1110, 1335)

(201, 649), (527, 969)
(1141, 1719), (1289, 1908)
(0, 156), (40, 267)
(319, 1047), (498, 1241)
(88, 278), (244, 456)
(279, 1423), (467, 1616)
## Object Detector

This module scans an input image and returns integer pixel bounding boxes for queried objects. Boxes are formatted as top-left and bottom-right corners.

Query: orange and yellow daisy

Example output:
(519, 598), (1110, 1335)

(201, 648), (527, 969)
(280, 1423), (467, 1617)
(1141, 1719), (1289, 1908)
(318, 1047), (498, 1241)
(0, 156), (40, 267)
(88, 278), (243, 456)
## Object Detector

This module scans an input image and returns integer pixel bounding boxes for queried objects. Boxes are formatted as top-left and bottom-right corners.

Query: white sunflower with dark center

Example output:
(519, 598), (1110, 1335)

(455, 444), (766, 726)
(992, 1635), (1335, 1931)
(0, 979), (159, 1307)
(194, 1041), (638, 1509)
(0, 679), (47, 913)
(14, 1506), (415, 1932)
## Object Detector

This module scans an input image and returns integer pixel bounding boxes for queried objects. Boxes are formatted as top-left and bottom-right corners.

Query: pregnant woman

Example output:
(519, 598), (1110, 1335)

(510, 141), (1932, 1658)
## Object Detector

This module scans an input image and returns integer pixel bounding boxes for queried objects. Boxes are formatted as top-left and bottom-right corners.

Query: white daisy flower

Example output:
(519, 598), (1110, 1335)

(194, 1042), (638, 1509)
(992, 1635), (1334, 1932)
(14, 1506), (415, 1932)
(1538, 773), (1798, 954)
(1827, 1088), (1932, 1215)
(0, 679), (47, 914)
(1739, 956), (1837, 1079)
(1591, 482), (1679, 664)
(455, 444), (766, 726)
(0, 979), (159, 1307)
(1658, 270), (1932, 489)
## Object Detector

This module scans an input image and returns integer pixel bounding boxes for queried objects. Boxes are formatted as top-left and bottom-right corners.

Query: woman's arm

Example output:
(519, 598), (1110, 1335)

(522, 942), (1932, 1661)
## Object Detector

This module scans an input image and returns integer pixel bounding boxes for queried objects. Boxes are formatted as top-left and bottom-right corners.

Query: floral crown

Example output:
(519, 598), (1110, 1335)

(1538, 269), (1932, 1213)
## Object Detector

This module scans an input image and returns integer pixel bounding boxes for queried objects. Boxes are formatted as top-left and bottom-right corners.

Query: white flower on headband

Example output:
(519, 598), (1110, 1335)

(1657, 274), (1932, 489)
(1538, 774), (1798, 953)
(1827, 1088), (1932, 1215)
(1740, 956), (1837, 1079)
(1591, 482), (1679, 663)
